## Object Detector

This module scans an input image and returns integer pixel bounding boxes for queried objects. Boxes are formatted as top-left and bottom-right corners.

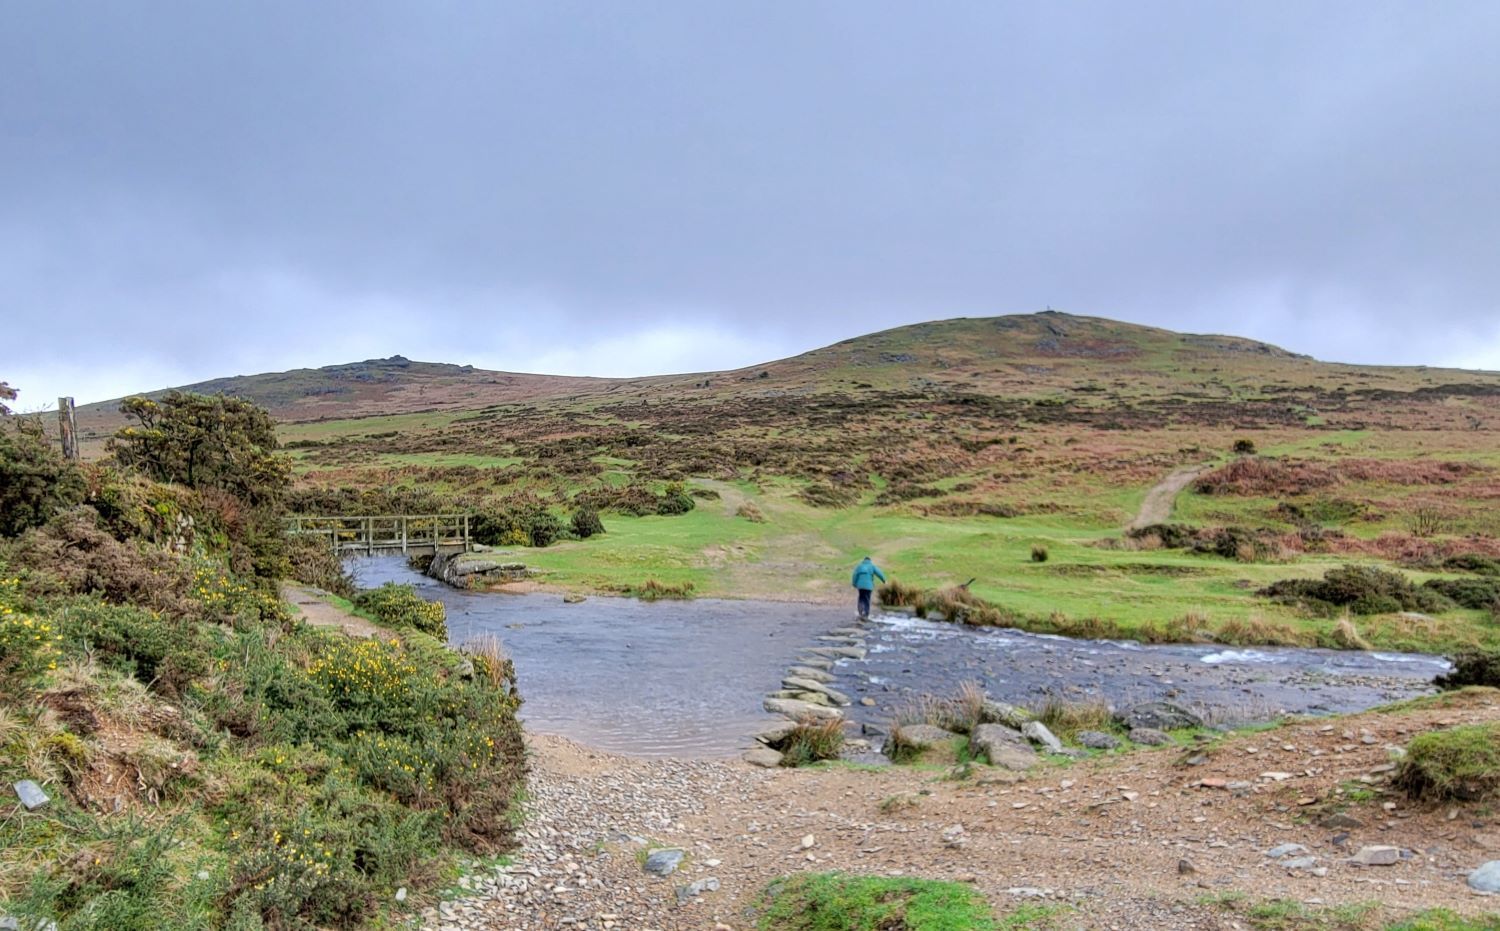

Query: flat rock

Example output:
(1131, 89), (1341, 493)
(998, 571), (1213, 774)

(763, 697), (842, 721)
(785, 666), (835, 683)
(1129, 727), (1172, 746)
(1351, 845), (1402, 866)
(1321, 813), (1366, 830)
(781, 678), (851, 705)
(562, 593), (586, 604)
(13, 780), (48, 811)
(754, 721), (798, 746)
(1468, 860), (1500, 893)
(1077, 730), (1121, 750)
(796, 657), (835, 671)
(1281, 857), (1319, 870)
(1265, 843), (1310, 859)
(1118, 701), (1204, 731)
(744, 747), (783, 768)
(1022, 721), (1064, 753)
(643, 848), (686, 876)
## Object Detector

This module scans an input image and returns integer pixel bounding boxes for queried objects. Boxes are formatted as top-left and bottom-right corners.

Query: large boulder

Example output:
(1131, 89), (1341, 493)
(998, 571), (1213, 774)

(1117, 701), (1204, 732)
(428, 553), (532, 587)
(972, 724), (1037, 771)
(980, 700), (1034, 729)
(763, 697), (842, 722)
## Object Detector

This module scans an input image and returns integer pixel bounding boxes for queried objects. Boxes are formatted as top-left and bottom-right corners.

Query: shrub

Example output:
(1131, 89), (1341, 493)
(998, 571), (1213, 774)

(284, 531), (357, 598)
(1435, 651), (1500, 690)
(0, 425), (87, 537)
(1423, 577), (1500, 610)
(569, 505), (605, 539)
(1443, 554), (1500, 576)
(1030, 544), (1049, 563)
(655, 482), (696, 516)
(1232, 438), (1257, 455)
(1260, 565), (1456, 616)
(735, 502), (766, 523)
(353, 583), (447, 638)
(1394, 722), (1500, 802)
(778, 719), (845, 767)
(54, 599), (209, 698)
(0, 599), (63, 687)
(799, 482), (859, 509)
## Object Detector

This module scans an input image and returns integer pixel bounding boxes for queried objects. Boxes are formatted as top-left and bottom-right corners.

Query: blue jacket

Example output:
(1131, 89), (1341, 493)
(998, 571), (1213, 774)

(851, 558), (886, 591)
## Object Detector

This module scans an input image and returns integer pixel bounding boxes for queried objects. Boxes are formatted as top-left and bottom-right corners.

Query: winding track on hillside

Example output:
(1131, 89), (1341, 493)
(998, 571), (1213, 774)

(1128, 464), (1210, 531)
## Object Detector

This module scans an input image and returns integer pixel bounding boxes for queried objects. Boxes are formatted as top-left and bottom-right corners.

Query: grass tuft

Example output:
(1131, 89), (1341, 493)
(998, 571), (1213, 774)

(756, 872), (997, 930)
(1393, 722), (1500, 802)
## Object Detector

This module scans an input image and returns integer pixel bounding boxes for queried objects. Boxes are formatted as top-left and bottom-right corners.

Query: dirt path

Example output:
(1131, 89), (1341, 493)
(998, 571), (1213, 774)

(279, 582), (389, 638)
(1128, 464), (1210, 531)
(423, 691), (1500, 930)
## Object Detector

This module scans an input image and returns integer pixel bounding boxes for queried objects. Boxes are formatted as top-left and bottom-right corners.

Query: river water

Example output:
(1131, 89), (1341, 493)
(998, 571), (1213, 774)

(351, 557), (1448, 758)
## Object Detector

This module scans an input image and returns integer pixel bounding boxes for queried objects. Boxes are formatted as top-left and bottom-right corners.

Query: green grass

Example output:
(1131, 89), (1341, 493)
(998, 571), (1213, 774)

(468, 477), (1500, 653)
(756, 873), (997, 931)
(1387, 910), (1500, 931)
(1394, 722), (1500, 801)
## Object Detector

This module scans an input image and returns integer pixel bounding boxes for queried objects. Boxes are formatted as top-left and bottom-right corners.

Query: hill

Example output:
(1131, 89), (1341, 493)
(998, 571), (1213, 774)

(74, 312), (1500, 432)
(71, 311), (1500, 653)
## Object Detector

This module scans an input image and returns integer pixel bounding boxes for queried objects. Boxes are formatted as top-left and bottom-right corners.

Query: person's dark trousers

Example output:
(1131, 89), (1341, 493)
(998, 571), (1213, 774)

(857, 588), (872, 619)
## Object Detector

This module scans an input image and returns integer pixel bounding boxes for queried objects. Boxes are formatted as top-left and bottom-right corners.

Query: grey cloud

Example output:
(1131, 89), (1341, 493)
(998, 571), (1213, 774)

(3, 1), (1499, 404)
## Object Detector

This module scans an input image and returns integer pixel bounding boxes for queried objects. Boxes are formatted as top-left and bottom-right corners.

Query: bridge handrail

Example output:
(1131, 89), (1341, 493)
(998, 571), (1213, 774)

(284, 513), (473, 554)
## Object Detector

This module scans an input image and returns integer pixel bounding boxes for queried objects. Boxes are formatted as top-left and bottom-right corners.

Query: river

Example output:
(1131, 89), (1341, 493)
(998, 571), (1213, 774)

(351, 557), (1448, 757)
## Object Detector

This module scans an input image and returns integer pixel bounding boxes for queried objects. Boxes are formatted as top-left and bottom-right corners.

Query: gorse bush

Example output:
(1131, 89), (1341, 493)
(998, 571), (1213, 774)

(1435, 651), (1500, 690)
(1260, 565), (1455, 616)
(0, 388), (526, 928)
(569, 504), (605, 539)
(0, 424), (87, 537)
(353, 582), (448, 638)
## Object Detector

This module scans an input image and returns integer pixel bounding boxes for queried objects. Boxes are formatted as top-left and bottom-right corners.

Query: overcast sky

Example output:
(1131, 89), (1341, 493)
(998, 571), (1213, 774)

(4, 2), (1499, 408)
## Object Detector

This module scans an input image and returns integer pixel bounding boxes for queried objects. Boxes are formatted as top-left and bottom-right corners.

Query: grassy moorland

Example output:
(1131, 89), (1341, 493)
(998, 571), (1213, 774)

(78, 311), (1500, 653)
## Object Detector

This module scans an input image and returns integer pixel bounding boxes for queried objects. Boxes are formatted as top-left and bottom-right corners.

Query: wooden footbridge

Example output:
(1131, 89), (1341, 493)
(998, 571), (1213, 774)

(285, 514), (473, 555)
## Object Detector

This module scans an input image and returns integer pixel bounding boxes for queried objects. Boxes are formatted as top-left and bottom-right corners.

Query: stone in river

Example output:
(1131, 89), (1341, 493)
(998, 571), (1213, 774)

(763, 697), (843, 721)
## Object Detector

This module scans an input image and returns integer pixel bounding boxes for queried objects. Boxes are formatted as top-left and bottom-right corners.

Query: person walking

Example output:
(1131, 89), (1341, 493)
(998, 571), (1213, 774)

(850, 556), (886, 621)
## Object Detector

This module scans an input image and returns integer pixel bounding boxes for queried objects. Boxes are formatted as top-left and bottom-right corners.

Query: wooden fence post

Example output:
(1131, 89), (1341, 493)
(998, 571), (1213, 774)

(57, 397), (79, 461)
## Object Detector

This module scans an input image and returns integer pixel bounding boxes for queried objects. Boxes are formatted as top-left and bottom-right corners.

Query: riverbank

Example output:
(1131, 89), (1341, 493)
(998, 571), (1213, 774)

(424, 689), (1500, 930)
